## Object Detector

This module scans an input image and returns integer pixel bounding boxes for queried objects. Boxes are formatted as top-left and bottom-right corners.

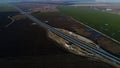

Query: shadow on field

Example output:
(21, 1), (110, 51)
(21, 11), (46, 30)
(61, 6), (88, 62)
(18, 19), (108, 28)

(0, 12), (115, 68)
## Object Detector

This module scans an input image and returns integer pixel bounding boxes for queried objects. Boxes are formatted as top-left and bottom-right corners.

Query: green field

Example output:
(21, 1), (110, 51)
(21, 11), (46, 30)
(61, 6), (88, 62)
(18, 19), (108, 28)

(58, 6), (120, 42)
(0, 3), (16, 12)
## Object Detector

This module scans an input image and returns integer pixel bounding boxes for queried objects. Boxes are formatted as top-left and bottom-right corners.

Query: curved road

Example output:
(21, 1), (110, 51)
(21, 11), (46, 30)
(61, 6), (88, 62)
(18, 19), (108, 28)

(11, 4), (120, 68)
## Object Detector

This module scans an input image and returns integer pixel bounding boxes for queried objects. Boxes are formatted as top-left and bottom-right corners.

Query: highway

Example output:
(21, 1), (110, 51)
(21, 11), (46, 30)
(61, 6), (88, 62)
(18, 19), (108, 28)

(12, 5), (120, 67)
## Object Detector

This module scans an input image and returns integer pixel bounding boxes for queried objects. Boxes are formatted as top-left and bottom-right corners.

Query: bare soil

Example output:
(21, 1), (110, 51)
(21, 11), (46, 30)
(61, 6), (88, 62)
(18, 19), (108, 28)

(0, 12), (115, 68)
(32, 12), (120, 56)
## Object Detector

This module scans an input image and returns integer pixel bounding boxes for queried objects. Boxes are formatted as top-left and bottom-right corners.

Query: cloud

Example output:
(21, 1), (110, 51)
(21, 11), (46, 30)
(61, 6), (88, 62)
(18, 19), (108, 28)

(96, 0), (105, 2)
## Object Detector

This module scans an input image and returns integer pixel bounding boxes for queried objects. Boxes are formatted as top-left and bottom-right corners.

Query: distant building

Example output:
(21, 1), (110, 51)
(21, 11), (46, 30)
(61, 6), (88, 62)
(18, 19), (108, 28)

(105, 8), (112, 11)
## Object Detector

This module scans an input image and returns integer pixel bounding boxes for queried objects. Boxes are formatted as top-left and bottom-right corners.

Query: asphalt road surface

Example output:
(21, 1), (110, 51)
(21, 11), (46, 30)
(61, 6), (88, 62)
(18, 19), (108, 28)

(12, 4), (120, 68)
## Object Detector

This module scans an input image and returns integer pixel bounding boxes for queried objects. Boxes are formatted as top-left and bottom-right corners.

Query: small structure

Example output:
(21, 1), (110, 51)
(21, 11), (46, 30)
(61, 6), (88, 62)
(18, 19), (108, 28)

(106, 8), (112, 11)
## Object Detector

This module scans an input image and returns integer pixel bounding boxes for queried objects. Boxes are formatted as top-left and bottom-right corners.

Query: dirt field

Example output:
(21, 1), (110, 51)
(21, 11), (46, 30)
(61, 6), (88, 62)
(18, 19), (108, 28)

(0, 11), (115, 68)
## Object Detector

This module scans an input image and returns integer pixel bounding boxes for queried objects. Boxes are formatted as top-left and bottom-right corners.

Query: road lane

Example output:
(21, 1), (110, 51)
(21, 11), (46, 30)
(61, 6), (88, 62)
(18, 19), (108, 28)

(12, 5), (120, 67)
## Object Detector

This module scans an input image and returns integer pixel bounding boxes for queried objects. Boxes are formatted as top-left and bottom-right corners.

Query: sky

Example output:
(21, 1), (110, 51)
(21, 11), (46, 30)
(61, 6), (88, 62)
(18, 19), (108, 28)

(96, 0), (120, 2)
(1, 0), (120, 3)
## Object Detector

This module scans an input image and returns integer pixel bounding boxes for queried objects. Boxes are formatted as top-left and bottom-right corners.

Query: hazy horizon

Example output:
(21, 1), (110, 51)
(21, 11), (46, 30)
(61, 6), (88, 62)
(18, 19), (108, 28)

(0, 0), (120, 3)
